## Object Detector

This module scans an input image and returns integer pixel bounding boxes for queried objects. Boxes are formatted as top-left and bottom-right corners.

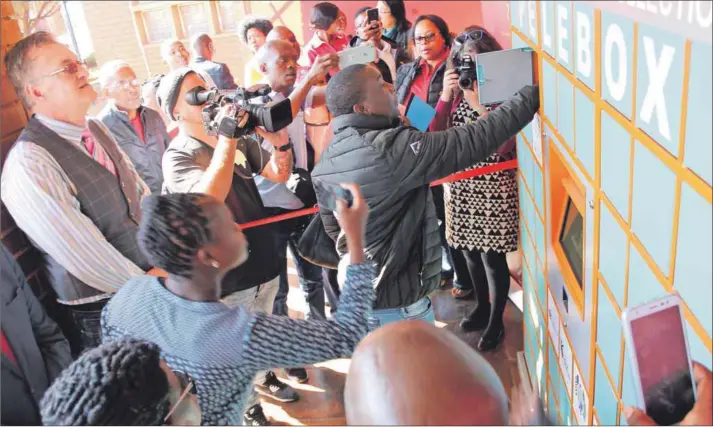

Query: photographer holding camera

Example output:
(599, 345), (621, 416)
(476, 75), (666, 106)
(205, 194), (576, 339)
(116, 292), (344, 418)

(428, 27), (519, 352)
(157, 69), (300, 423)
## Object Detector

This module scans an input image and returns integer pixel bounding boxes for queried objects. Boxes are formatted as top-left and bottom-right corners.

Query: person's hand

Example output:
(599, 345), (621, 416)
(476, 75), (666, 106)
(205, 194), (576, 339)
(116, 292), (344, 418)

(254, 126), (289, 149)
(215, 104), (249, 141)
(508, 385), (552, 426)
(147, 267), (167, 278)
(357, 20), (382, 44)
(625, 362), (712, 426)
(307, 53), (339, 85)
(441, 68), (460, 102)
(334, 183), (369, 263)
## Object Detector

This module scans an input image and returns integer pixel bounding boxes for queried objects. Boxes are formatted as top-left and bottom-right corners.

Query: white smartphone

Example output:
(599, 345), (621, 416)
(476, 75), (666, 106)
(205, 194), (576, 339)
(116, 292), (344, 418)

(338, 44), (377, 69)
(622, 293), (697, 425)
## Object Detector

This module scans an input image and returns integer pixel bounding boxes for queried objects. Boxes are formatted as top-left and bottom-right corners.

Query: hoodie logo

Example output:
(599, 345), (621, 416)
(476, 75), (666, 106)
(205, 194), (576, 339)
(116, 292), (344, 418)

(410, 140), (422, 155)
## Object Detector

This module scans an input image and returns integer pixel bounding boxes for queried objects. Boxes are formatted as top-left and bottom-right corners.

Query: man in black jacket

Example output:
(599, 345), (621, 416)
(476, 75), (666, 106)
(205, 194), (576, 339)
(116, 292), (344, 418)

(1, 245), (72, 425)
(312, 64), (539, 330)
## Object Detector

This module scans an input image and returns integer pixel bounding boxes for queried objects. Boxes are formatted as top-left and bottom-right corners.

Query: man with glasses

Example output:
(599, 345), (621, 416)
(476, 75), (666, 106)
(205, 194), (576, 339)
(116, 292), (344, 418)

(40, 338), (201, 425)
(1, 32), (157, 355)
(98, 60), (170, 194)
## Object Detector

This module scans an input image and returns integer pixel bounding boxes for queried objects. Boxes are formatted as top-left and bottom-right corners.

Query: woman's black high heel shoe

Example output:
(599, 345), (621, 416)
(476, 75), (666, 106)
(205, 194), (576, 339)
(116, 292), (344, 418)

(477, 328), (505, 352)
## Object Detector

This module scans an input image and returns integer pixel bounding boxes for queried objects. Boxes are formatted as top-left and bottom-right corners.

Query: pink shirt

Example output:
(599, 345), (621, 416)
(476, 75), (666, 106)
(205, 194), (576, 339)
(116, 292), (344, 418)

(303, 33), (350, 77)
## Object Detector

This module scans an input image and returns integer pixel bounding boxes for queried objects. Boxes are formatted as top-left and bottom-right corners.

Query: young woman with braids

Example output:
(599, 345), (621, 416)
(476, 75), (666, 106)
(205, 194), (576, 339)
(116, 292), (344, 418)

(101, 187), (374, 426)
(40, 338), (201, 425)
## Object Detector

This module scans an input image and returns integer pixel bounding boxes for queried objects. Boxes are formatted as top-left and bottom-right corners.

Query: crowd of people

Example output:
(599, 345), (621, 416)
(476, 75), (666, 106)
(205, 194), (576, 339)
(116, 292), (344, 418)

(1, 1), (710, 426)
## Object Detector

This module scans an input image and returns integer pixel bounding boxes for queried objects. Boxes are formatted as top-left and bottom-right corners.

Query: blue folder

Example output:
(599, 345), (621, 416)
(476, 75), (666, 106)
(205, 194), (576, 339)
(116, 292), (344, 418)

(405, 94), (436, 132)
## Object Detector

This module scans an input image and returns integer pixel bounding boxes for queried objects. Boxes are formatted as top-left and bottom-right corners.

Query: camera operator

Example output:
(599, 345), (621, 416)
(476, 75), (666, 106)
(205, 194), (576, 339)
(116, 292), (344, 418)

(252, 39), (338, 382)
(157, 69), (299, 424)
(312, 64), (539, 330)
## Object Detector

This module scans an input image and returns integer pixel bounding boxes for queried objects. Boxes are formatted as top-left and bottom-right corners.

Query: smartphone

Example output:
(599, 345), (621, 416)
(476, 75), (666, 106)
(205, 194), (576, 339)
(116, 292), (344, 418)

(338, 44), (377, 69)
(622, 294), (697, 426)
(367, 7), (379, 25)
(313, 180), (353, 211)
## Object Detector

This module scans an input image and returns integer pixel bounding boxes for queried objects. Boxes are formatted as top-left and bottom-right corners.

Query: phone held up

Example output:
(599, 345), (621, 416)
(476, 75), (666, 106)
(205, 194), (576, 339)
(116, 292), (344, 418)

(313, 180), (354, 212)
(622, 293), (697, 426)
(366, 8), (379, 27)
(338, 44), (377, 69)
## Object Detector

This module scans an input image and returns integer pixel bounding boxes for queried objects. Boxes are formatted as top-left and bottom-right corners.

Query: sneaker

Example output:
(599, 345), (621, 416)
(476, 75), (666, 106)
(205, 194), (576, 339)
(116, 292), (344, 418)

(255, 371), (299, 402)
(243, 404), (270, 426)
(286, 367), (309, 383)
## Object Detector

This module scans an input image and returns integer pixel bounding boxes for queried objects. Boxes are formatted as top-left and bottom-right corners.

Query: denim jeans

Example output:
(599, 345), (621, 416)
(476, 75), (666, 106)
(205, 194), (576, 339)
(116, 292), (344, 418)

(267, 210), (326, 320)
(221, 277), (279, 409)
(65, 299), (109, 356)
(336, 255), (436, 331)
(367, 297), (436, 331)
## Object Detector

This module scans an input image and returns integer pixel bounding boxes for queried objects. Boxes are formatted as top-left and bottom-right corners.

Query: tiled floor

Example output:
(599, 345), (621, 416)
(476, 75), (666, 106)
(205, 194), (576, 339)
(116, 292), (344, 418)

(261, 255), (525, 426)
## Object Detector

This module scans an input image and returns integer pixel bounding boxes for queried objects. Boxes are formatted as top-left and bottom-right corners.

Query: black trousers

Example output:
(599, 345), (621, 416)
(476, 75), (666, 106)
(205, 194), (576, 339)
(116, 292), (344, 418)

(432, 185), (454, 279)
(264, 208), (326, 320)
(63, 299), (108, 357)
(450, 247), (511, 329)
(323, 268), (340, 314)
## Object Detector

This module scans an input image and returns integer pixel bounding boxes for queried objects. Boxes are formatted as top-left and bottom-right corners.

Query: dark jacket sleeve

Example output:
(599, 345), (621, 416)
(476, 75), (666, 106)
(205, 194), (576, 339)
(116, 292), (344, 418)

(7, 258), (72, 381)
(386, 84), (539, 188)
(219, 64), (238, 90)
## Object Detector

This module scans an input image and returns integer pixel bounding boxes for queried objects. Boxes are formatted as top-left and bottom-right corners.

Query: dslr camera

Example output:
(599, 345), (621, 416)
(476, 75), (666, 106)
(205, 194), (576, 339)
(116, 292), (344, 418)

(453, 54), (478, 91)
(185, 84), (293, 138)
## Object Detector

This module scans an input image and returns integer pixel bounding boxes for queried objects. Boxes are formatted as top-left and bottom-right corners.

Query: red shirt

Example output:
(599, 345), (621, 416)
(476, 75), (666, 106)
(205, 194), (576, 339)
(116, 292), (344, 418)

(409, 57), (448, 103)
(303, 33), (350, 77)
(1, 330), (17, 366)
(129, 113), (145, 143)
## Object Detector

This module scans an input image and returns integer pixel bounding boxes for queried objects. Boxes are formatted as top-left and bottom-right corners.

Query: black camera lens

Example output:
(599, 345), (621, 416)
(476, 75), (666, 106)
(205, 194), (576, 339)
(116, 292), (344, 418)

(459, 75), (474, 90)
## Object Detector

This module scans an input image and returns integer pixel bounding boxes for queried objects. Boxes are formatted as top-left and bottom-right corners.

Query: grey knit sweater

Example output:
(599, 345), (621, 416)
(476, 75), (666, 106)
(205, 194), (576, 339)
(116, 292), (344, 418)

(101, 262), (375, 425)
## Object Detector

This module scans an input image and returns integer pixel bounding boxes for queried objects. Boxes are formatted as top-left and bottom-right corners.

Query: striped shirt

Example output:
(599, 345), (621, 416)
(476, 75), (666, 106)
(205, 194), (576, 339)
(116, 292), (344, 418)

(0, 114), (150, 305)
(102, 262), (376, 425)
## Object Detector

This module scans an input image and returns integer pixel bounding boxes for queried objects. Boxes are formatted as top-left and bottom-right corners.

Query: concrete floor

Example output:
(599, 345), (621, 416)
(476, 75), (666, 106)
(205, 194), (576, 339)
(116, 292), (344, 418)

(261, 254), (525, 426)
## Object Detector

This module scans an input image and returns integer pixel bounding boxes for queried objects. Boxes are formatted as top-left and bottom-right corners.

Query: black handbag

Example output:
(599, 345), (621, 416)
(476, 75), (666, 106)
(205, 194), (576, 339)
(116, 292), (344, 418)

(296, 214), (340, 269)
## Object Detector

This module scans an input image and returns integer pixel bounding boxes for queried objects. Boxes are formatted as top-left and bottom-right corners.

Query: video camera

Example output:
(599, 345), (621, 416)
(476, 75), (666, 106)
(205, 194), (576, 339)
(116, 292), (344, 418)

(184, 84), (293, 139)
(453, 54), (478, 91)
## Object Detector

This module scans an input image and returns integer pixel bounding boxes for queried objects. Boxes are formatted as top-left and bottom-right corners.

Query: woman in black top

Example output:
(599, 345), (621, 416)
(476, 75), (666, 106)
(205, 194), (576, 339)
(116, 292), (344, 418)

(377, 0), (412, 67)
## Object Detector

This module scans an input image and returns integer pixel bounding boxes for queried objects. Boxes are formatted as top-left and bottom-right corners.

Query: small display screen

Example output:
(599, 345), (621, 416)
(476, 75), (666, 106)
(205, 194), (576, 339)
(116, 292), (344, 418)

(630, 304), (694, 425)
(558, 198), (583, 288)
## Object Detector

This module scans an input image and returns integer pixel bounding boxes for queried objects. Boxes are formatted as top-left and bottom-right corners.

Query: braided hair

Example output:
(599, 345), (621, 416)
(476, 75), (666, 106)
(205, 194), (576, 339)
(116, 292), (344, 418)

(138, 193), (218, 278)
(40, 338), (170, 426)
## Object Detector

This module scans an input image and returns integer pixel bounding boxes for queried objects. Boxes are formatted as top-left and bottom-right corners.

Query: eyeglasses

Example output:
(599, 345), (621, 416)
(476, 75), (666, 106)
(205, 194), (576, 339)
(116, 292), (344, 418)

(36, 59), (88, 81)
(112, 79), (140, 90)
(413, 32), (437, 45)
(454, 29), (484, 47)
(163, 370), (196, 423)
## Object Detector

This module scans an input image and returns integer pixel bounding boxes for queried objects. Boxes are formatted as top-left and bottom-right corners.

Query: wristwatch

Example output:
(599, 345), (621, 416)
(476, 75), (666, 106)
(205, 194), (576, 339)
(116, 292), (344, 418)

(276, 142), (294, 152)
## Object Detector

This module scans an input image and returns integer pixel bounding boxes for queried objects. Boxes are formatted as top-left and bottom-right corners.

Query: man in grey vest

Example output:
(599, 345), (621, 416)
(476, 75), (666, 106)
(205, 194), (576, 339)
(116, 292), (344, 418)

(1, 32), (157, 355)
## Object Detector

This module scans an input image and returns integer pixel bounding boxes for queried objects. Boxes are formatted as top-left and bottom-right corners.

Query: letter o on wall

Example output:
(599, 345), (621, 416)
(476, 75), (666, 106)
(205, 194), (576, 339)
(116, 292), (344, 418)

(604, 24), (627, 102)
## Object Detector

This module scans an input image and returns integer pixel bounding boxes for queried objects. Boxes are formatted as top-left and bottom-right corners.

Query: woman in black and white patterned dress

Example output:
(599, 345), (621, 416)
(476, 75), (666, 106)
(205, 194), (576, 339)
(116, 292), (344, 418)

(429, 26), (519, 351)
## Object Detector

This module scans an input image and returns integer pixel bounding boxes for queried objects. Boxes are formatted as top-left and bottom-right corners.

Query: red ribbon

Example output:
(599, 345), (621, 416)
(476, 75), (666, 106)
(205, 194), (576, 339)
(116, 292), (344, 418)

(239, 159), (519, 230)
